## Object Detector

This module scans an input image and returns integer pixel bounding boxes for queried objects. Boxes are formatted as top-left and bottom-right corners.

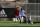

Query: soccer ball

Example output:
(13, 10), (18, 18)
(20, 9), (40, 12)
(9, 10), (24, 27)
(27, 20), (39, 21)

(31, 22), (33, 24)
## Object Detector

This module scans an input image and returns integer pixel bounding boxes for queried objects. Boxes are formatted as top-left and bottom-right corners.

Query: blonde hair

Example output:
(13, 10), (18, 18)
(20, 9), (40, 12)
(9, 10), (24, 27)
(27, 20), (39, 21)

(17, 6), (21, 9)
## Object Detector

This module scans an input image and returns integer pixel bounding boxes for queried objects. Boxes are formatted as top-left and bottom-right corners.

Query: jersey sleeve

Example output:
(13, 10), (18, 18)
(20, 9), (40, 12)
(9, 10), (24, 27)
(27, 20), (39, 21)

(23, 10), (25, 12)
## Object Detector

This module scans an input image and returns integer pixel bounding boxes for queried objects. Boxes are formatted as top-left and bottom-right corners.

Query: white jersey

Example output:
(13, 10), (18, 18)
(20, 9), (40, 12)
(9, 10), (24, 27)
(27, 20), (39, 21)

(19, 10), (25, 16)
(26, 16), (31, 21)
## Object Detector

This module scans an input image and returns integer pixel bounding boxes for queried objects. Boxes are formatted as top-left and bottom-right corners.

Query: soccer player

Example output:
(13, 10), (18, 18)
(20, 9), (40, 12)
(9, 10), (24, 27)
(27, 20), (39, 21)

(26, 14), (31, 24)
(20, 16), (23, 24)
(14, 6), (20, 21)
(19, 8), (26, 23)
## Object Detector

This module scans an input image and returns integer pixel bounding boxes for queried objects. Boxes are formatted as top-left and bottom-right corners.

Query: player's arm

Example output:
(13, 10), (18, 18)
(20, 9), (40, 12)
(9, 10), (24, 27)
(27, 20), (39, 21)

(24, 11), (27, 15)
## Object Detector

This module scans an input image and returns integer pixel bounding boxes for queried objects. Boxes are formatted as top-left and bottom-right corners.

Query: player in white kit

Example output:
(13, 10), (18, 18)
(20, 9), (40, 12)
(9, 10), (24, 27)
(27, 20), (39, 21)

(19, 8), (26, 24)
(26, 14), (31, 24)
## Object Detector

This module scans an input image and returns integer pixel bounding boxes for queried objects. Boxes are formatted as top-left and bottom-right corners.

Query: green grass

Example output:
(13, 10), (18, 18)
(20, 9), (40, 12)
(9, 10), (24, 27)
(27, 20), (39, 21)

(0, 21), (20, 23)
(0, 21), (40, 26)
(0, 23), (40, 26)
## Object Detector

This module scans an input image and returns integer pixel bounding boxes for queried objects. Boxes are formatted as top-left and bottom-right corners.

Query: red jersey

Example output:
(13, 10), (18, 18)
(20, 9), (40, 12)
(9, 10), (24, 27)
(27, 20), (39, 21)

(14, 9), (20, 16)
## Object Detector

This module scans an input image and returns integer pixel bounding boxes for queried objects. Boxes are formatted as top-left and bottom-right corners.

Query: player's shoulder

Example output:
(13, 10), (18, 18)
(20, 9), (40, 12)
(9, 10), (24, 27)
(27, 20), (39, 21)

(22, 10), (25, 12)
(18, 9), (20, 10)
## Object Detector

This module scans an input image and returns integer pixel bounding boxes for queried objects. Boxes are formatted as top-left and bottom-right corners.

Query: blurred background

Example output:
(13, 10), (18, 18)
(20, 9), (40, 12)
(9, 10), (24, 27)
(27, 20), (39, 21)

(0, 0), (40, 22)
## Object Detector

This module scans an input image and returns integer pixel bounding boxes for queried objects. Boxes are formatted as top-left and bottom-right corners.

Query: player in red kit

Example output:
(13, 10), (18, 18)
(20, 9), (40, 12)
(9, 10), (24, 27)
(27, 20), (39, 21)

(14, 6), (20, 21)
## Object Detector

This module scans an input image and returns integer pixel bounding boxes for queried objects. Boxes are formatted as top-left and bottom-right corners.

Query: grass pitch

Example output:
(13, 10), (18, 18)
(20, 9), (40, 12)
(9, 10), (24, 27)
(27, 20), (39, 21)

(0, 22), (40, 26)
(0, 21), (40, 27)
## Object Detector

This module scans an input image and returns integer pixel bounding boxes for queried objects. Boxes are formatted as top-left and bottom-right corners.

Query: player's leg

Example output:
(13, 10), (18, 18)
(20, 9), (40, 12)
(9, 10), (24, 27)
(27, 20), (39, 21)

(23, 16), (26, 23)
(20, 19), (21, 24)
(26, 19), (31, 24)
(20, 16), (23, 24)
(26, 17), (30, 24)
(19, 15), (21, 24)
(16, 15), (20, 21)
(28, 17), (31, 24)
(26, 19), (28, 24)
(16, 15), (18, 21)
(28, 19), (31, 24)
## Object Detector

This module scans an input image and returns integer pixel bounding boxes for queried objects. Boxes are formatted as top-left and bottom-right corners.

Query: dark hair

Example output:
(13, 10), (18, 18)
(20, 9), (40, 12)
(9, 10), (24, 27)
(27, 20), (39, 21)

(21, 8), (24, 10)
